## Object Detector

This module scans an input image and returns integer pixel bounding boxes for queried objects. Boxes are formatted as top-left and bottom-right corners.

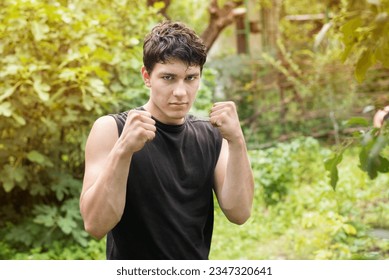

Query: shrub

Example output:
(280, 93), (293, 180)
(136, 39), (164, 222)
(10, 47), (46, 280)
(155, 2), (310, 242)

(0, 0), (160, 253)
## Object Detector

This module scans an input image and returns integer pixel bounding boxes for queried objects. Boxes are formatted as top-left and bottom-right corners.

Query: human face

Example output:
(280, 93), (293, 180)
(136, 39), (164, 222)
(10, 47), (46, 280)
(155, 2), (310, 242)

(142, 59), (201, 125)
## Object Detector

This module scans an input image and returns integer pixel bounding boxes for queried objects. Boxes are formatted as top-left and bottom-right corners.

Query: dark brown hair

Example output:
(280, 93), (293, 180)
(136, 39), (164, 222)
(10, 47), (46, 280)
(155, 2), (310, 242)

(143, 21), (207, 74)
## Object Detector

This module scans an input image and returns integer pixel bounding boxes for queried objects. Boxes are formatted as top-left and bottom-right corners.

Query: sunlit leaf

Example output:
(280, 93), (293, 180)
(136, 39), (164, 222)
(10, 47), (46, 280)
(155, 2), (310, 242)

(0, 102), (13, 117)
(342, 224), (357, 235)
(344, 117), (369, 127)
(367, 0), (381, 5)
(88, 77), (105, 95)
(30, 21), (50, 41)
(0, 84), (18, 102)
(33, 77), (51, 101)
(12, 113), (26, 126)
(355, 50), (375, 83)
(27, 150), (46, 164)
(340, 16), (362, 45)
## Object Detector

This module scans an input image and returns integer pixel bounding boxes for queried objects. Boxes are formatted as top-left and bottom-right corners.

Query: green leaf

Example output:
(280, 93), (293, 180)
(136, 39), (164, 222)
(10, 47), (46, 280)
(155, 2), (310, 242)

(340, 16), (362, 44)
(30, 21), (50, 41)
(0, 84), (19, 102)
(344, 117), (369, 127)
(2, 178), (15, 192)
(153, 1), (166, 10)
(0, 164), (27, 192)
(33, 205), (58, 227)
(59, 69), (77, 81)
(0, 101), (13, 117)
(27, 150), (46, 164)
(88, 77), (105, 95)
(57, 216), (77, 235)
(26, 150), (53, 167)
(375, 39), (389, 67)
(324, 151), (344, 190)
(355, 50), (375, 83)
(342, 224), (357, 235)
(34, 214), (56, 227)
(12, 113), (26, 126)
(367, 0), (381, 5)
(82, 94), (94, 111)
(376, 156), (389, 173)
(359, 135), (388, 178)
(33, 77), (51, 101)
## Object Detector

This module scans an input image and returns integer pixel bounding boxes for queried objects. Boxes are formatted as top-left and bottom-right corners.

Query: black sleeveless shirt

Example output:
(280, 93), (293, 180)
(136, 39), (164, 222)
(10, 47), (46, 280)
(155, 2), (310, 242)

(106, 110), (223, 259)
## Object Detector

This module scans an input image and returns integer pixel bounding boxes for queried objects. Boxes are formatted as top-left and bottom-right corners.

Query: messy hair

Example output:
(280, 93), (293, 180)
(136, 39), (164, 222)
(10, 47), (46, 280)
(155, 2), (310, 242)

(143, 21), (207, 74)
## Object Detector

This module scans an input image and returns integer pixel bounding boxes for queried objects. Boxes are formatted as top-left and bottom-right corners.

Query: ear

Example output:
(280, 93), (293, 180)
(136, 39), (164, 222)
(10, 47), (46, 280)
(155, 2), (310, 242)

(141, 66), (151, 88)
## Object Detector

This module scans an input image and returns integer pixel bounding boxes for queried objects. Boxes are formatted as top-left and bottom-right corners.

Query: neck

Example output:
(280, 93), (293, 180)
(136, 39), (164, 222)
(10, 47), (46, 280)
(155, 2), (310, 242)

(143, 102), (186, 125)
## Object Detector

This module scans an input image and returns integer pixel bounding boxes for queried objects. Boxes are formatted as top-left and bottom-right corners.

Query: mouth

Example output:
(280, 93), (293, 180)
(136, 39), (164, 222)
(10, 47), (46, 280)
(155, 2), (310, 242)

(169, 102), (188, 106)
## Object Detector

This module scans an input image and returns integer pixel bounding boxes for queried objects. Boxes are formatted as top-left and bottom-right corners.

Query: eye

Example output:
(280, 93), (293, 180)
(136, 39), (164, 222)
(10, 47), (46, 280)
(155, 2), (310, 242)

(186, 75), (198, 81)
(162, 75), (174, 81)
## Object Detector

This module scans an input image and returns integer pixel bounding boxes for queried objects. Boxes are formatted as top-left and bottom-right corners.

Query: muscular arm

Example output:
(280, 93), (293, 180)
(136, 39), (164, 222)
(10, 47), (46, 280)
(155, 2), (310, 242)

(211, 102), (254, 225)
(80, 111), (155, 239)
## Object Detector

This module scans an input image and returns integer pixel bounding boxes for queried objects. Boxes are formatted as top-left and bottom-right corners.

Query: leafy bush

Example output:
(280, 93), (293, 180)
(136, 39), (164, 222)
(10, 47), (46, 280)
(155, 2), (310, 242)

(334, 0), (389, 83)
(3, 137), (388, 260)
(211, 138), (389, 260)
(0, 239), (105, 260)
(250, 137), (327, 205)
(0, 0), (160, 253)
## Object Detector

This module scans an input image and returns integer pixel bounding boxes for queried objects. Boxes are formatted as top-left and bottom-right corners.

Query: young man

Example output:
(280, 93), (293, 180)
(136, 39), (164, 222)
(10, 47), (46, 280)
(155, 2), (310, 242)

(80, 21), (254, 260)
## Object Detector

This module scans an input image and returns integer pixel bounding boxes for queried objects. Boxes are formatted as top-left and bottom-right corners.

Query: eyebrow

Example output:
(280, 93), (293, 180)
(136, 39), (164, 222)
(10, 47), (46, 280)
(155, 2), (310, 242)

(158, 72), (200, 77)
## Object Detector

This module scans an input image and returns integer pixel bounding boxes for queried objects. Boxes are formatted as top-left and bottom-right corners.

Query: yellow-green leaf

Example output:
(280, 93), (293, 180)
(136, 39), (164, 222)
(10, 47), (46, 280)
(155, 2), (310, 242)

(27, 150), (46, 164)
(342, 224), (357, 235)
(30, 21), (50, 41)
(355, 50), (375, 83)
(0, 101), (13, 117)
(33, 77), (51, 101)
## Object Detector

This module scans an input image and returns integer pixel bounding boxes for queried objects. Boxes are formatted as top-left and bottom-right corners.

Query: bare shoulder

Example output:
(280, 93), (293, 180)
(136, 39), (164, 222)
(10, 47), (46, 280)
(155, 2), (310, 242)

(86, 115), (119, 154)
(91, 115), (118, 136)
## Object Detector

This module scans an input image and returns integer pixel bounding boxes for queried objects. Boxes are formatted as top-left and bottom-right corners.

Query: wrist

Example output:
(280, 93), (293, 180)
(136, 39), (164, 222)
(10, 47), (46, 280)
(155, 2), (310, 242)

(227, 135), (246, 149)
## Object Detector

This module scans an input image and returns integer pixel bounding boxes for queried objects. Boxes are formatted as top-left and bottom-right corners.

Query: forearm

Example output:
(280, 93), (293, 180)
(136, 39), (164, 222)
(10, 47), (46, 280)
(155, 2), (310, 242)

(80, 144), (133, 239)
(219, 138), (254, 224)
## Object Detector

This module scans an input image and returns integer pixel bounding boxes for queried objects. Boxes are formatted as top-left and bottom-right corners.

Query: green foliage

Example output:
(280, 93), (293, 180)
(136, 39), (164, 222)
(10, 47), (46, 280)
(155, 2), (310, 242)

(250, 137), (325, 205)
(209, 49), (362, 147)
(167, 0), (210, 34)
(0, 0), (160, 252)
(326, 116), (389, 188)
(0, 238), (105, 260)
(335, 0), (389, 82)
(211, 138), (389, 260)
(323, 0), (389, 186)
(3, 138), (389, 260)
(359, 130), (389, 178)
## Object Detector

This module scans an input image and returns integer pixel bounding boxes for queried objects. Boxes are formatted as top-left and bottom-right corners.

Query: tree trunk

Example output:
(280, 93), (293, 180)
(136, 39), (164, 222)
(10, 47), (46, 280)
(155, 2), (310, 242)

(235, 13), (248, 54)
(200, 0), (244, 52)
(261, 0), (282, 54)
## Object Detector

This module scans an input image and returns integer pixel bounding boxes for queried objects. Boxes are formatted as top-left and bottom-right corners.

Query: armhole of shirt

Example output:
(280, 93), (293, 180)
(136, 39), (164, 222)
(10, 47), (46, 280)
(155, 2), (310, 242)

(109, 113), (127, 137)
(211, 125), (223, 167)
(110, 109), (143, 137)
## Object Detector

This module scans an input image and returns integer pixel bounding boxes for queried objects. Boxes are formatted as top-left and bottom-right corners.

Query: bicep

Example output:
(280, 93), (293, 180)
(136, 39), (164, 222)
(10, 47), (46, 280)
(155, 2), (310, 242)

(81, 116), (118, 196)
(213, 138), (228, 197)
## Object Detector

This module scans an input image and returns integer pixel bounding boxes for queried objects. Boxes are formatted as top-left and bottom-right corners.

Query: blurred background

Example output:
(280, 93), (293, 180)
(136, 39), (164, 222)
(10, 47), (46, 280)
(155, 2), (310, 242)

(0, 0), (388, 259)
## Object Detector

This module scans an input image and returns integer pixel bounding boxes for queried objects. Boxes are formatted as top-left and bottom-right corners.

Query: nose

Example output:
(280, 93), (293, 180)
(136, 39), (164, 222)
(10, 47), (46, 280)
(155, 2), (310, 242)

(173, 81), (186, 97)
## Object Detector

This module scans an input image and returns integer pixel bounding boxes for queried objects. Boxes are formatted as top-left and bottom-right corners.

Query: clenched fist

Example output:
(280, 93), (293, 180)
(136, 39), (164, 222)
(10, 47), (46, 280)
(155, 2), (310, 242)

(209, 101), (244, 144)
(121, 110), (156, 153)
